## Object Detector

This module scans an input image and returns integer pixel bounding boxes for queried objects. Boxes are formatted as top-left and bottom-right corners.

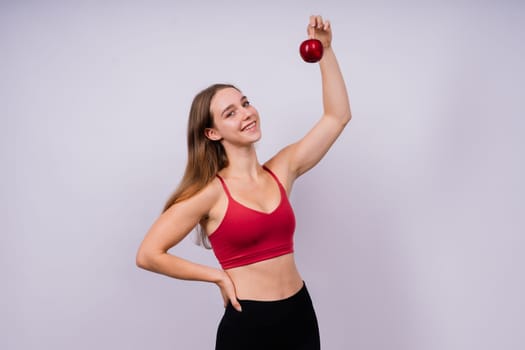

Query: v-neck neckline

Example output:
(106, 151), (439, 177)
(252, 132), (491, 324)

(216, 166), (283, 215)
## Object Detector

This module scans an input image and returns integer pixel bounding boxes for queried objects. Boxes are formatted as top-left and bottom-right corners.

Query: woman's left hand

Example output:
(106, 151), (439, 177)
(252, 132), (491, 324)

(307, 15), (332, 49)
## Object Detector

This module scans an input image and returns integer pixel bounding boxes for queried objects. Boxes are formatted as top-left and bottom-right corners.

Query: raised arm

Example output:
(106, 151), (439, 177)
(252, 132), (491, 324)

(267, 15), (351, 185)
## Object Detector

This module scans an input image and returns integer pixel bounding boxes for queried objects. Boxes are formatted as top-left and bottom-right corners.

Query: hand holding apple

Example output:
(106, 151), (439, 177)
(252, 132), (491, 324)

(299, 15), (332, 63)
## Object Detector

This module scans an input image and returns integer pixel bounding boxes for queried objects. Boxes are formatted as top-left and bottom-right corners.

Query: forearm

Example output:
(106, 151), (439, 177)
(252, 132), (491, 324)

(319, 47), (351, 124)
(137, 251), (224, 284)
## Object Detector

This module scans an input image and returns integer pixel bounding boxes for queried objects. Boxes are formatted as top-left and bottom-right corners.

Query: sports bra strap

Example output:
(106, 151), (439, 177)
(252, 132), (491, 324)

(262, 165), (280, 184)
(215, 174), (232, 198)
(216, 166), (282, 198)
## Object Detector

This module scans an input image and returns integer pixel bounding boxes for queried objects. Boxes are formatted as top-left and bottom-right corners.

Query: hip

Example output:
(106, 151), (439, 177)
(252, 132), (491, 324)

(216, 282), (320, 350)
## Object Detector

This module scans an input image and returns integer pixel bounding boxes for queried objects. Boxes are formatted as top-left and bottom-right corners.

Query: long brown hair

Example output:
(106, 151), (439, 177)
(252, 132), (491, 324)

(162, 83), (237, 246)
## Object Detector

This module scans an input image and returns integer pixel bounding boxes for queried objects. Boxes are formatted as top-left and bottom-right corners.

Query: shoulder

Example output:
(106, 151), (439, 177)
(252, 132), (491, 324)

(165, 177), (224, 220)
(264, 149), (296, 194)
(191, 177), (224, 210)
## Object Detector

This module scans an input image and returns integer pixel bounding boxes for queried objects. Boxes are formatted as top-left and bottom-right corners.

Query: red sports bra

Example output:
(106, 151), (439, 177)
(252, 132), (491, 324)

(208, 166), (296, 270)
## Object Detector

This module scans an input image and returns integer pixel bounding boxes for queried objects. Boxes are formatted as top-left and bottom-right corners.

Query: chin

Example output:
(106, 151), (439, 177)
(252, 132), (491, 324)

(252, 131), (262, 143)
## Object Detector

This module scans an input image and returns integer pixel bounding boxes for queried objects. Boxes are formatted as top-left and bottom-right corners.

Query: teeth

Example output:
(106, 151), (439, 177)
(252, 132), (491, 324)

(243, 122), (255, 131)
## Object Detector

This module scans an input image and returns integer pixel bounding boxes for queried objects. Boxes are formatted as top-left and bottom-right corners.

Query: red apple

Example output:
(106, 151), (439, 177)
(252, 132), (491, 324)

(299, 39), (324, 63)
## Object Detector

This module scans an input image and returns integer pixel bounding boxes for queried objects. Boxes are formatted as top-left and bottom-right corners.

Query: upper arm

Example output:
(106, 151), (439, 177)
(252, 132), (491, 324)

(268, 113), (348, 184)
(138, 182), (219, 255)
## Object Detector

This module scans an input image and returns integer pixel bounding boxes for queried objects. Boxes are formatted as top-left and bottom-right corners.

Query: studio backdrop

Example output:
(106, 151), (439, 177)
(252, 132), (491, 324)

(3, 1), (524, 349)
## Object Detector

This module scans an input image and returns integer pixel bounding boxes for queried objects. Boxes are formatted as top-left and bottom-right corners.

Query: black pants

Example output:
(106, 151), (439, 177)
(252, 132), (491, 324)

(215, 282), (320, 350)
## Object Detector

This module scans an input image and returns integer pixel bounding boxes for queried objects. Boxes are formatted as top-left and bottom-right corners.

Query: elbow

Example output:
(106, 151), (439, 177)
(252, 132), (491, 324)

(135, 252), (148, 270)
(136, 249), (154, 271)
(330, 109), (351, 127)
(339, 112), (351, 128)
(343, 110), (352, 125)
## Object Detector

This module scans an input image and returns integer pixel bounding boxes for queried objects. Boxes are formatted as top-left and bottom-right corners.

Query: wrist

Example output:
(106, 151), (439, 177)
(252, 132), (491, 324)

(211, 269), (228, 285)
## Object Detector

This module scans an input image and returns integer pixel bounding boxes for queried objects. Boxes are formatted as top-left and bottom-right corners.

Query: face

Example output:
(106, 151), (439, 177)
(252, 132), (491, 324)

(206, 87), (261, 146)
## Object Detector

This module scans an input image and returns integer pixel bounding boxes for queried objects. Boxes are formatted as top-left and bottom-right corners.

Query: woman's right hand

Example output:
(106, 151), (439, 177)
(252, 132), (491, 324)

(216, 270), (242, 312)
(308, 14), (332, 49)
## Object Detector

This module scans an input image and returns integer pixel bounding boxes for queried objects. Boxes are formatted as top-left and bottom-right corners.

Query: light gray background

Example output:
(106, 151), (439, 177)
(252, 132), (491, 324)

(2, 0), (524, 349)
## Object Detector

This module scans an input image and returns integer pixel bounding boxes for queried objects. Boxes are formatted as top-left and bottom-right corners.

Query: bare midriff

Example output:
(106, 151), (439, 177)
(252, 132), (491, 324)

(224, 253), (304, 301)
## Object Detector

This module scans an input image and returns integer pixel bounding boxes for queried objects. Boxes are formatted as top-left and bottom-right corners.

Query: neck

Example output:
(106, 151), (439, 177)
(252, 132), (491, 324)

(221, 144), (262, 179)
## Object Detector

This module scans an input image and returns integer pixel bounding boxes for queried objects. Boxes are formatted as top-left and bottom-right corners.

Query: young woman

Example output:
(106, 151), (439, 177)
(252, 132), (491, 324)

(136, 15), (351, 350)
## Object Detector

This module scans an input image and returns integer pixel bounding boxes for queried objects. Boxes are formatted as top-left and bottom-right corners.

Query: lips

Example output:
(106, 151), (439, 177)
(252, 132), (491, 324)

(241, 121), (256, 131)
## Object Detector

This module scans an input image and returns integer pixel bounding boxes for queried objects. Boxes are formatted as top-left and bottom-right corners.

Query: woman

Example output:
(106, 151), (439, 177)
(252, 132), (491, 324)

(136, 15), (351, 350)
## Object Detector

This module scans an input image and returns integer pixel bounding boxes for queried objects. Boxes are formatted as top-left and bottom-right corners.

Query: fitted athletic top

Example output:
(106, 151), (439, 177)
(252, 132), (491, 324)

(208, 166), (296, 270)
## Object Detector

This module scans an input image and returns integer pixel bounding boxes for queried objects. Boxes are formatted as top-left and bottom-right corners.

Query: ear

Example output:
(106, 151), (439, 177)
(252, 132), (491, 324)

(204, 127), (223, 141)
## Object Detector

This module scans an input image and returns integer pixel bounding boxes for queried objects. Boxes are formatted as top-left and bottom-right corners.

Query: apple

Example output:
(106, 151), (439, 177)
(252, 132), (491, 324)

(299, 39), (324, 63)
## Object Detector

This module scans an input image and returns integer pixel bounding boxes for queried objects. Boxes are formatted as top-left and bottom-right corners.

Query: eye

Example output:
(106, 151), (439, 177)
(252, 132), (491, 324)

(226, 110), (235, 117)
(242, 100), (250, 107)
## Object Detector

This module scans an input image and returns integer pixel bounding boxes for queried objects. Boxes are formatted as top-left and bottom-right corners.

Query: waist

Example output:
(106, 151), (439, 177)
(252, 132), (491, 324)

(225, 253), (304, 301)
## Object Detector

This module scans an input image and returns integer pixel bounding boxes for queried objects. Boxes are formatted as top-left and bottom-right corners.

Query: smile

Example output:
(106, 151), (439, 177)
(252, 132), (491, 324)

(242, 121), (256, 131)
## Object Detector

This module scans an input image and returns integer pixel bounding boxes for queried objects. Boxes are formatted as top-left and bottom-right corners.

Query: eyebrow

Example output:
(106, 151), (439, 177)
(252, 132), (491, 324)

(221, 96), (248, 117)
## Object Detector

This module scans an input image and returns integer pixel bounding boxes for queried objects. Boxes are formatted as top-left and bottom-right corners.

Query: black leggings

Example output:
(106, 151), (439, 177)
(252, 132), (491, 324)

(215, 282), (320, 350)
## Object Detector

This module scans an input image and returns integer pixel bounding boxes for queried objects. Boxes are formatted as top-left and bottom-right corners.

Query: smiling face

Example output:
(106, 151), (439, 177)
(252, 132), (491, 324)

(206, 87), (261, 146)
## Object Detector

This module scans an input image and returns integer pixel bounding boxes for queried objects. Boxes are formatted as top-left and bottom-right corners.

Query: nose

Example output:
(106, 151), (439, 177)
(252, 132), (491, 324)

(241, 106), (252, 119)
